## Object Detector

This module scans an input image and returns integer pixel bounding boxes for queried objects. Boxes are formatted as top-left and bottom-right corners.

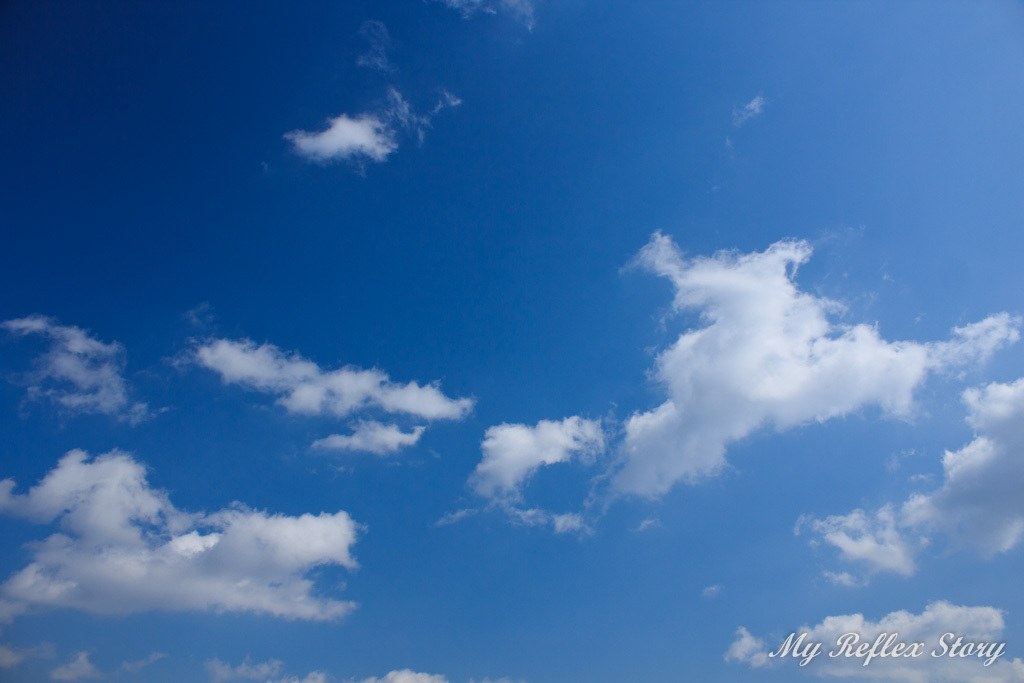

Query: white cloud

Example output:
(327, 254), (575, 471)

(0, 641), (53, 670)
(702, 584), (722, 598)
(470, 416), (604, 500)
(0, 450), (360, 622)
(2, 315), (149, 423)
(801, 505), (922, 577)
(206, 657), (285, 681)
(434, 508), (478, 526)
(312, 421), (425, 455)
(286, 112), (396, 163)
(611, 233), (1018, 498)
(357, 671), (449, 683)
(728, 601), (1024, 681)
(807, 377), (1024, 579)
(121, 651), (166, 672)
(51, 651), (101, 681)
(0, 644), (25, 669)
(823, 570), (862, 588)
(635, 518), (660, 532)
(357, 20), (395, 72)
(194, 338), (473, 421)
(902, 378), (1024, 555)
(725, 627), (768, 668)
(285, 89), (460, 165)
(732, 94), (766, 127)
(433, 0), (535, 30)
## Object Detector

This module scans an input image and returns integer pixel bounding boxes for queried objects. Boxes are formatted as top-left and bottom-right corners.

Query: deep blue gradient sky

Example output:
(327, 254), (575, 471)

(2, 2), (1024, 682)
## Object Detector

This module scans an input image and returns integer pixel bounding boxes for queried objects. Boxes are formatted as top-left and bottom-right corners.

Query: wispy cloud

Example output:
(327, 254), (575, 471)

(433, 0), (535, 30)
(2, 315), (150, 423)
(356, 20), (395, 72)
(50, 651), (101, 681)
(121, 652), (167, 673)
(0, 450), (360, 622)
(732, 94), (766, 127)
(285, 89), (461, 166)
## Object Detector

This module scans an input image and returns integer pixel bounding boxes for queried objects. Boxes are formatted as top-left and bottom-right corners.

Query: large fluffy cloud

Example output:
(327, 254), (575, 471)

(285, 89), (460, 165)
(611, 233), (1019, 498)
(805, 377), (1024, 579)
(727, 601), (1024, 681)
(2, 315), (149, 423)
(0, 450), (360, 622)
(207, 660), (447, 683)
(194, 338), (473, 421)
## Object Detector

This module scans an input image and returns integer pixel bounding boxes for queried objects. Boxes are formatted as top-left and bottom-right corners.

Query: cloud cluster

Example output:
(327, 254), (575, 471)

(728, 601), (1024, 681)
(195, 339), (472, 420)
(194, 337), (472, 455)
(805, 377), (1024, 580)
(0, 450), (360, 622)
(611, 233), (1018, 498)
(2, 315), (149, 423)
(285, 89), (460, 165)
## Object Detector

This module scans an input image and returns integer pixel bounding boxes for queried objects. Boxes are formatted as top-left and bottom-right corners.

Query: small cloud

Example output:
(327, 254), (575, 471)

(50, 651), (101, 681)
(312, 421), (425, 455)
(356, 20), (395, 72)
(732, 94), (766, 127)
(121, 652), (167, 673)
(823, 570), (862, 588)
(285, 88), (461, 167)
(435, 508), (478, 526)
(702, 584), (722, 598)
(635, 518), (660, 532)
(184, 302), (216, 328)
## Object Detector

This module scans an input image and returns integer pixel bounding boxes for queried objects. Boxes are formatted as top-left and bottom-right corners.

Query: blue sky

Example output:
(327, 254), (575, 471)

(2, 1), (1024, 681)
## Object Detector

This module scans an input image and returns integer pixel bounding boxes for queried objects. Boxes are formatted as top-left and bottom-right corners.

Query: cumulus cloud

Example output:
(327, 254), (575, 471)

(732, 94), (766, 127)
(313, 421), (425, 455)
(121, 651), (166, 673)
(357, 20), (395, 72)
(611, 233), (1018, 499)
(0, 450), (360, 622)
(470, 416), (605, 500)
(50, 651), (101, 681)
(806, 377), (1024, 579)
(433, 0), (535, 29)
(194, 338), (473, 421)
(285, 88), (460, 165)
(728, 601), (1024, 681)
(725, 626), (769, 668)
(800, 505), (922, 577)
(2, 315), (149, 423)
